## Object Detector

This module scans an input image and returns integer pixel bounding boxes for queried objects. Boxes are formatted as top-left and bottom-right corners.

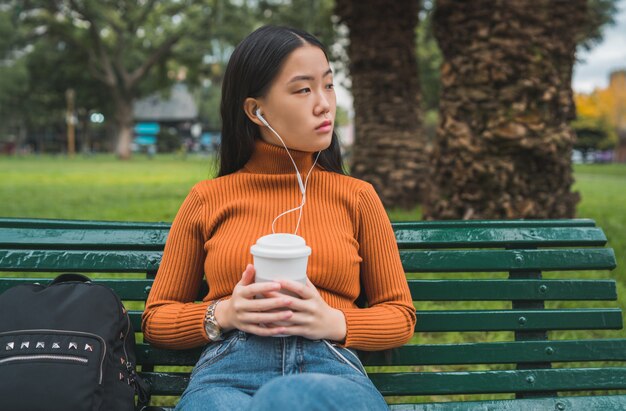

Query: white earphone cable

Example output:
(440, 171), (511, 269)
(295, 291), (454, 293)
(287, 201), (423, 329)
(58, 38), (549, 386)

(260, 115), (321, 235)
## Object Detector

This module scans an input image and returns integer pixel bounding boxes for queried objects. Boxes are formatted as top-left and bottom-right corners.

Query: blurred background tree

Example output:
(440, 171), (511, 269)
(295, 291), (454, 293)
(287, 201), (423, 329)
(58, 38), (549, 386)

(573, 69), (626, 160)
(336, 0), (428, 209)
(3, 0), (253, 159)
(0, 0), (337, 159)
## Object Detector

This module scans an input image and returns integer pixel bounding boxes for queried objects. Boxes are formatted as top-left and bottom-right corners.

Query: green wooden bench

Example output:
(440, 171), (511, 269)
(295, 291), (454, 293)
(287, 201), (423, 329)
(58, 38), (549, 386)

(1, 217), (625, 410)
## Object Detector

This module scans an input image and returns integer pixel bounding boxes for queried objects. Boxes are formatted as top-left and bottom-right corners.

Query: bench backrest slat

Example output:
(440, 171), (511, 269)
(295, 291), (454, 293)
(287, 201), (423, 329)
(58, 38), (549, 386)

(2, 278), (616, 302)
(401, 248), (617, 272)
(0, 228), (167, 250)
(0, 250), (162, 272)
(129, 309), (624, 333)
(1, 225), (607, 250)
(390, 219), (598, 229)
(414, 309), (623, 332)
(409, 279), (617, 300)
(1, 248), (616, 273)
(395, 226), (607, 248)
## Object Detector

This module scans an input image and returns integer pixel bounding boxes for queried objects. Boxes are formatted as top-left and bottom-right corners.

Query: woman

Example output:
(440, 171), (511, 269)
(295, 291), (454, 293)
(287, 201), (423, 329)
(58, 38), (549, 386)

(142, 25), (416, 411)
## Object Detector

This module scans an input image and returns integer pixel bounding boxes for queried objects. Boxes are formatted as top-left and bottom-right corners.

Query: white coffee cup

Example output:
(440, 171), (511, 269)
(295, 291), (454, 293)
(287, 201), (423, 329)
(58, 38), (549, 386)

(250, 233), (311, 289)
(250, 233), (311, 332)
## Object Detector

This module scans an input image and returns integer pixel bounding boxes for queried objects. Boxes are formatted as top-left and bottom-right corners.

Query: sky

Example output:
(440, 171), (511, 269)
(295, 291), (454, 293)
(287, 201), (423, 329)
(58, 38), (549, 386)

(573, 0), (626, 93)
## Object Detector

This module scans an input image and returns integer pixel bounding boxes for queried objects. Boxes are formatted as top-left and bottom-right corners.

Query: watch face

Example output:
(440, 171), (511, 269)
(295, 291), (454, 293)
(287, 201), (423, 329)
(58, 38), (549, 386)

(205, 321), (221, 340)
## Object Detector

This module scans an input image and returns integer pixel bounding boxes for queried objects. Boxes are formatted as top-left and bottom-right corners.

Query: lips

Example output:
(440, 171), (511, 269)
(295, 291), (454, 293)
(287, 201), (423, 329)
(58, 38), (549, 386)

(315, 120), (332, 130)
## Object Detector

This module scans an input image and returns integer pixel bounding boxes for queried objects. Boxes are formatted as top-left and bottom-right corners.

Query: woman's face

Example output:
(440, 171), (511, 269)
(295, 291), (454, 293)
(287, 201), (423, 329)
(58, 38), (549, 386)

(253, 44), (336, 152)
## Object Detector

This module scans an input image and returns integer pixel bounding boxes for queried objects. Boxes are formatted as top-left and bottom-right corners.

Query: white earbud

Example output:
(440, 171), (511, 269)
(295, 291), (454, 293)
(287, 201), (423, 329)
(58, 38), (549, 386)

(253, 107), (321, 235)
(256, 108), (269, 127)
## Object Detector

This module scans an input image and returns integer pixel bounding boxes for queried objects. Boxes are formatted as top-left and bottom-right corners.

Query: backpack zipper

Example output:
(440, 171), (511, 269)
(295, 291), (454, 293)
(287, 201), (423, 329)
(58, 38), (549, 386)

(0, 329), (106, 384)
(0, 354), (88, 365)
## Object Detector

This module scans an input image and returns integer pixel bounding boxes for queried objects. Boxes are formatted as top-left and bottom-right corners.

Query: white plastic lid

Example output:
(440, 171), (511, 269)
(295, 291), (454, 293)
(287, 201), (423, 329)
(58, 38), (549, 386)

(250, 233), (312, 259)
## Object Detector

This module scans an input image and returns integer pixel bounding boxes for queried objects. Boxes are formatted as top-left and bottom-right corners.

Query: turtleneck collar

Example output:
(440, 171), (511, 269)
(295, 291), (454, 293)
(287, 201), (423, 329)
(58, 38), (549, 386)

(242, 139), (320, 175)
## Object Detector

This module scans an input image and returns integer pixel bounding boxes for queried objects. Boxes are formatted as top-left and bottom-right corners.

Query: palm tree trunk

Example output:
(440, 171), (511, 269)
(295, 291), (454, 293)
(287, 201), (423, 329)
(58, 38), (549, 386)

(424, 0), (585, 219)
(336, 0), (428, 209)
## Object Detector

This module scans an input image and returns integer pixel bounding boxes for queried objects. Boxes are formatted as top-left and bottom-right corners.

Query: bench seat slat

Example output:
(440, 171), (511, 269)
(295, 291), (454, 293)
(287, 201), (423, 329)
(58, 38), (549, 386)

(0, 250), (162, 272)
(140, 368), (626, 397)
(409, 279), (617, 301)
(401, 248), (617, 272)
(395, 227), (607, 249)
(142, 395), (626, 411)
(137, 339), (626, 367)
(388, 394), (626, 411)
(128, 308), (623, 333)
(370, 367), (626, 396)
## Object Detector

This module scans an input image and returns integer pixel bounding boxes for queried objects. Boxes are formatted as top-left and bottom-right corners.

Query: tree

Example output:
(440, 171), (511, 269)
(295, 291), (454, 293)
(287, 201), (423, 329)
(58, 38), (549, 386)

(11, 0), (234, 159)
(1, 7), (110, 153)
(573, 69), (625, 158)
(423, 0), (591, 220)
(335, 0), (428, 209)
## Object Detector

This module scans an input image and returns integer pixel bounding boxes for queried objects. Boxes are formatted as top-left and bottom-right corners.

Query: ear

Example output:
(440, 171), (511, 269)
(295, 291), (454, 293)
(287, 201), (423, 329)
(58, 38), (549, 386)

(243, 97), (265, 127)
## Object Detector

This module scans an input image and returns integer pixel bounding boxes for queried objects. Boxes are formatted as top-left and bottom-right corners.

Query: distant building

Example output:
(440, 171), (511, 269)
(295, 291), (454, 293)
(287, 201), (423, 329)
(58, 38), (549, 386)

(133, 83), (200, 150)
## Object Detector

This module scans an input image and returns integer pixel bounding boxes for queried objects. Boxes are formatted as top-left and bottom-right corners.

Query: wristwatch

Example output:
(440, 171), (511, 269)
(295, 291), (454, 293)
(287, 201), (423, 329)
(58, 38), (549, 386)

(204, 298), (224, 341)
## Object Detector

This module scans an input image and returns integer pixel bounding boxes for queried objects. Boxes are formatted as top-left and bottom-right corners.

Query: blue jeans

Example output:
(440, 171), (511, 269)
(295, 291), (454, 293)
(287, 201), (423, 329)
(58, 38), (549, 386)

(175, 330), (389, 411)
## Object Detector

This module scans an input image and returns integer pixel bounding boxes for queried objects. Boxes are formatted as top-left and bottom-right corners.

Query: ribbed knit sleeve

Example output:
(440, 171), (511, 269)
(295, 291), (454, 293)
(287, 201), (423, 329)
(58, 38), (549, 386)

(142, 187), (211, 349)
(338, 183), (416, 350)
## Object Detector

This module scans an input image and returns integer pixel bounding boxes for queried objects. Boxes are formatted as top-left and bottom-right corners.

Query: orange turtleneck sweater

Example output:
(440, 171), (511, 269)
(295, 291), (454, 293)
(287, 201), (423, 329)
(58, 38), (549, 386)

(142, 139), (416, 351)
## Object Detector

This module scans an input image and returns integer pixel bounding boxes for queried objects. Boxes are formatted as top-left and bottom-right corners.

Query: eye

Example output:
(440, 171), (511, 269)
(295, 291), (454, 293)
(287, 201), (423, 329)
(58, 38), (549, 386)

(326, 83), (334, 90)
(296, 88), (311, 94)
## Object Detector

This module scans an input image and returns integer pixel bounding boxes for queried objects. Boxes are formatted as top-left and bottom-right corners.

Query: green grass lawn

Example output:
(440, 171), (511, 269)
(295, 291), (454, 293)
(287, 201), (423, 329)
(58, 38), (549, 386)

(1, 154), (625, 405)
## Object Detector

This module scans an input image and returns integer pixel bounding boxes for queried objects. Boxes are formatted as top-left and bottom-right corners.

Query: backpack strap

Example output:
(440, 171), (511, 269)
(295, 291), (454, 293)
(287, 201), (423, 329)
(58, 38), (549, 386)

(49, 273), (92, 285)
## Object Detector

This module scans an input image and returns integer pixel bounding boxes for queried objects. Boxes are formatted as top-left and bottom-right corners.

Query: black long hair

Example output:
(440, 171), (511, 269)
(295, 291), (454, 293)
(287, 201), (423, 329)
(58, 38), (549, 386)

(218, 25), (345, 177)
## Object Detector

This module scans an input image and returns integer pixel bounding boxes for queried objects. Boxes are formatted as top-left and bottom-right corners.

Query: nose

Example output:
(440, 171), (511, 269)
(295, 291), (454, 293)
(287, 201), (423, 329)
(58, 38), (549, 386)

(314, 89), (332, 116)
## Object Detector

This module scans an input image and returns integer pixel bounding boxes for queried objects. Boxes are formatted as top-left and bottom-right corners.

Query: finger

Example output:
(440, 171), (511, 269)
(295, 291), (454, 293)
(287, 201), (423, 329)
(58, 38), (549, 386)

(240, 296), (293, 312)
(261, 290), (299, 300)
(255, 292), (309, 311)
(278, 280), (313, 299)
(240, 281), (282, 299)
(242, 324), (288, 337)
(240, 310), (293, 325)
(239, 264), (256, 286)
(268, 311), (309, 326)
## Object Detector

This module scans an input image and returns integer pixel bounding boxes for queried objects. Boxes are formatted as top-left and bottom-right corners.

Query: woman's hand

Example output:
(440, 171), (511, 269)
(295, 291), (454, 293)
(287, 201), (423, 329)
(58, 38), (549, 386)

(215, 264), (295, 337)
(265, 278), (347, 342)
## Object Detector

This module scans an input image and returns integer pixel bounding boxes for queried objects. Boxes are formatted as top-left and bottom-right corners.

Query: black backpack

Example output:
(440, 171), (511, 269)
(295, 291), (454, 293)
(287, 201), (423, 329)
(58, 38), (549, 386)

(0, 273), (149, 411)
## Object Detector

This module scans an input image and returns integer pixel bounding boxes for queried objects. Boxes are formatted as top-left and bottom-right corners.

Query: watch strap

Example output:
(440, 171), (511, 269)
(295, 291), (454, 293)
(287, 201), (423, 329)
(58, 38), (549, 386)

(204, 298), (224, 341)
